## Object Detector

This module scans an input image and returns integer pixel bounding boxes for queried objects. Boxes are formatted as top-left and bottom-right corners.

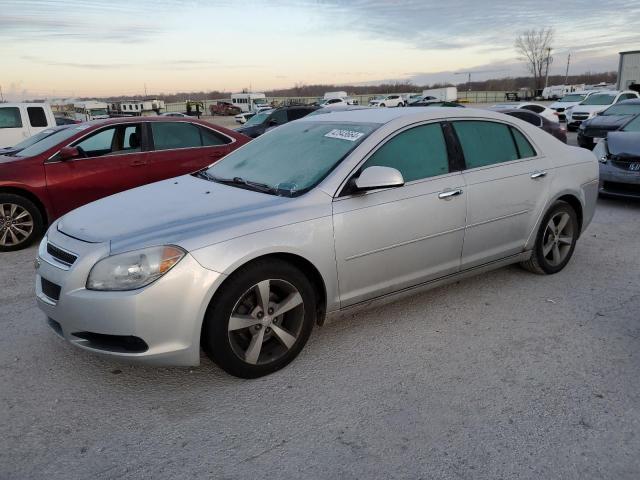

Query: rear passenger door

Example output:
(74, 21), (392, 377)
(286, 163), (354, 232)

(333, 122), (467, 306)
(146, 121), (233, 181)
(453, 120), (550, 268)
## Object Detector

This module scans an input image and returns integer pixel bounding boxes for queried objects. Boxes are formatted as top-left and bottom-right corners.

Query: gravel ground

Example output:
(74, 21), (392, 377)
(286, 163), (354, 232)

(2, 132), (640, 479)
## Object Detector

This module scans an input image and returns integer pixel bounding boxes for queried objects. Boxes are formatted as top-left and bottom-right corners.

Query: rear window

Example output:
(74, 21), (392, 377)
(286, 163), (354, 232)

(27, 107), (48, 127)
(0, 107), (22, 128)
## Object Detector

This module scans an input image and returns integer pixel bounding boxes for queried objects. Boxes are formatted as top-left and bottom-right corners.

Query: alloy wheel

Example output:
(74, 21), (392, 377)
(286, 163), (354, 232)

(227, 279), (305, 365)
(542, 211), (574, 267)
(0, 203), (34, 247)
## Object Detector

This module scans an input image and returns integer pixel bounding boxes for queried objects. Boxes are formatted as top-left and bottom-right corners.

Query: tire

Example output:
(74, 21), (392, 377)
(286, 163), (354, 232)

(520, 201), (579, 275)
(202, 259), (317, 378)
(380, 103), (386, 107)
(0, 194), (44, 252)
(567, 125), (577, 132)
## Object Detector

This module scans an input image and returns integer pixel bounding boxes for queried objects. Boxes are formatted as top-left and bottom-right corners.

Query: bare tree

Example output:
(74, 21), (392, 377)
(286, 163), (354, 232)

(515, 27), (555, 91)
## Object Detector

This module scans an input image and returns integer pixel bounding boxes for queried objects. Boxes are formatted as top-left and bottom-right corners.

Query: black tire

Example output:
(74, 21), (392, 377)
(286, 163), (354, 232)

(520, 201), (579, 275)
(202, 259), (317, 378)
(380, 103), (386, 107)
(0, 193), (44, 252)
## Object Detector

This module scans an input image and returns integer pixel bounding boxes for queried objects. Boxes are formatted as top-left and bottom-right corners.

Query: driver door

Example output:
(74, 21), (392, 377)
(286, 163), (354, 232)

(44, 123), (148, 218)
(332, 122), (467, 307)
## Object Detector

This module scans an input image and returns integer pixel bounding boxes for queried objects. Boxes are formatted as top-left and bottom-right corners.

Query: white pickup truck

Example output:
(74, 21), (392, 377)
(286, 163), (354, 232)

(0, 103), (57, 148)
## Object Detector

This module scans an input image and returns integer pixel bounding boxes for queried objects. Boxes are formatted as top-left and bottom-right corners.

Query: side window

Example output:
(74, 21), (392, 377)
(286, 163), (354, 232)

(122, 125), (142, 152)
(287, 109), (309, 121)
(74, 127), (116, 157)
(510, 128), (536, 158)
(508, 111), (541, 127)
(0, 107), (23, 128)
(453, 121), (519, 168)
(27, 107), (48, 127)
(151, 122), (202, 150)
(362, 123), (449, 182)
(200, 126), (231, 146)
(270, 110), (288, 125)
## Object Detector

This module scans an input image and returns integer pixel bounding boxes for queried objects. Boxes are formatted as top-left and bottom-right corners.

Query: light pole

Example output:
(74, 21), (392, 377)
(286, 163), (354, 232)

(544, 47), (552, 89)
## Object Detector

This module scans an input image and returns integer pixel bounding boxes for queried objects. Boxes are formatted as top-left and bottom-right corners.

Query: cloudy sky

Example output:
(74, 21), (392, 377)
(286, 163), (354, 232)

(1, 0), (639, 100)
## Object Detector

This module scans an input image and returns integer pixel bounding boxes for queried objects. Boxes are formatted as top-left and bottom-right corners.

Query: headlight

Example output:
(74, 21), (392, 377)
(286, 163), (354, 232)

(87, 245), (186, 291)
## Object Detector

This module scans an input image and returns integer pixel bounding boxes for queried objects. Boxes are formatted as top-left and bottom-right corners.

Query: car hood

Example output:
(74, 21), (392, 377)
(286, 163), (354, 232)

(549, 101), (579, 109)
(572, 105), (610, 114)
(56, 174), (331, 254)
(606, 132), (640, 159)
(582, 114), (633, 130)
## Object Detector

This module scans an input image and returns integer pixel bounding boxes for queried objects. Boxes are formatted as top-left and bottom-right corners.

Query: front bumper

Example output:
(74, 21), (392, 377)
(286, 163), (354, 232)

(599, 161), (640, 198)
(35, 229), (223, 366)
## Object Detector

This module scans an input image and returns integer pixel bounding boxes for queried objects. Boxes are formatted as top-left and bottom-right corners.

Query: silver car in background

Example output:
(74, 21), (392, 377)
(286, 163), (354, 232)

(35, 108), (598, 378)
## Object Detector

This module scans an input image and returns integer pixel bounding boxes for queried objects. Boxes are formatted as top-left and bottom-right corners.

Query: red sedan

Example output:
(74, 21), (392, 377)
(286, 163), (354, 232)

(0, 117), (249, 251)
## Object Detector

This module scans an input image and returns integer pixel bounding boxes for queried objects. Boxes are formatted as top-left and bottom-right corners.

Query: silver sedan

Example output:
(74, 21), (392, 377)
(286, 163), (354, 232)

(35, 108), (598, 378)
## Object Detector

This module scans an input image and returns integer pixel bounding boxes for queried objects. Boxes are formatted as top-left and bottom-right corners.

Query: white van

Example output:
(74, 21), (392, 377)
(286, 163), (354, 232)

(231, 93), (269, 113)
(72, 101), (109, 121)
(0, 103), (57, 148)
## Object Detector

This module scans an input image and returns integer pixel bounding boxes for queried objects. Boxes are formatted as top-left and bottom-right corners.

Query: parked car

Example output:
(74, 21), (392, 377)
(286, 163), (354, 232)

(594, 114), (640, 198)
(369, 94), (405, 107)
(501, 109), (567, 143)
(160, 112), (190, 117)
(235, 106), (318, 138)
(0, 117), (249, 251)
(234, 111), (256, 124)
(318, 98), (350, 108)
(490, 103), (559, 123)
(577, 99), (640, 149)
(548, 91), (600, 121)
(209, 101), (242, 116)
(408, 101), (465, 108)
(35, 108), (597, 378)
(566, 90), (640, 131)
(308, 105), (373, 116)
(0, 103), (57, 148)
(54, 116), (81, 126)
(0, 125), (70, 156)
(405, 94), (424, 105)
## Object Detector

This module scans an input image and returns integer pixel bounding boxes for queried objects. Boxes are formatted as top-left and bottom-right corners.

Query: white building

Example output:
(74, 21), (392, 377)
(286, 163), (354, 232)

(617, 50), (640, 92)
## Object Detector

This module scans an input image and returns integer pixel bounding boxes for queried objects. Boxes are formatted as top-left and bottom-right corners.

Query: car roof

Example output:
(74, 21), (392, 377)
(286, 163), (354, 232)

(617, 99), (640, 105)
(300, 106), (518, 125)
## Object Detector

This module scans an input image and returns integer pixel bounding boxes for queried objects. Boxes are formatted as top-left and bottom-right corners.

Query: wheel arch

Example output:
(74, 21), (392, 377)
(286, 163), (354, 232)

(205, 252), (329, 327)
(0, 186), (49, 225)
(556, 193), (583, 234)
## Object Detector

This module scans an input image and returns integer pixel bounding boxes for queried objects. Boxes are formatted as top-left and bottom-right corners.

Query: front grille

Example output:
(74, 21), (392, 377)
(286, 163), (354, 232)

(572, 113), (589, 120)
(41, 277), (61, 301)
(47, 243), (77, 266)
(602, 181), (640, 196)
(611, 159), (640, 171)
(555, 107), (565, 112)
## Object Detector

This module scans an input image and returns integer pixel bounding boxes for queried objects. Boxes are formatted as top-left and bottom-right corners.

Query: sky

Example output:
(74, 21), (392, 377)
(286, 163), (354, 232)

(1, 0), (639, 100)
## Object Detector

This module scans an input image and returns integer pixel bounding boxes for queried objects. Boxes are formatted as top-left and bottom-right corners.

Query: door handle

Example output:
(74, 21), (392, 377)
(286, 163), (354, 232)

(438, 188), (463, 199)
(530, 171), (547, 179)
(130, 159), (148, 167)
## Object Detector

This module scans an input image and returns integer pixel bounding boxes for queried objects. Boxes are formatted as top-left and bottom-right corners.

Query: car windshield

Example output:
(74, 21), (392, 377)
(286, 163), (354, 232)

(602, 104), (640, 115)
(559, 94), (586, 102)
(581, 94), (616, 106)
(253, 98), (268, 105)
(243, 111), (271, 126)
(622, 115), (640, 132)
(16, 125), (85, 157)
(90, 108), (108, 116)
(204, 121), (378, 196)
(6, 127), (65, 151)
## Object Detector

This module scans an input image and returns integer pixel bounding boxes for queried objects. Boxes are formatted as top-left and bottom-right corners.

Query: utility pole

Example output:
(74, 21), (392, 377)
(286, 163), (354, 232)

(564, 53), (571, 84)
(0, 85), (4, 102)
(544, 47), (552, 89)
(144, 83), (148, 97)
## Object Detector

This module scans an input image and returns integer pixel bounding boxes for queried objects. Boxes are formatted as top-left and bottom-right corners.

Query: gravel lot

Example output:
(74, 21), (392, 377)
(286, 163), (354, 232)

(2, 130), (639, 479)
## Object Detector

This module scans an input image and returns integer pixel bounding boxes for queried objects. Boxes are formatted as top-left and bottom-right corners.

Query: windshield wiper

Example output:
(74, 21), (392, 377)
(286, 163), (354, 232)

(194, 170), (292, 196)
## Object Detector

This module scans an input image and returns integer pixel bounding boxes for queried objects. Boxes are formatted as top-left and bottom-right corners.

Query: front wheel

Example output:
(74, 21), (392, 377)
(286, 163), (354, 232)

(0, 194), (44, 252)
(202, 259), (317, 378)
(520, 201), (579, 274)
(380, 103), (386, 107)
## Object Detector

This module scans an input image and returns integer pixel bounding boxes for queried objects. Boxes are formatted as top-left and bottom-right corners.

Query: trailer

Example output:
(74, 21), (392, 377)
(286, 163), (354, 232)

(231, 92), (269, 113)
(617, 50), (640, 93)
(421, 87), (457, 102)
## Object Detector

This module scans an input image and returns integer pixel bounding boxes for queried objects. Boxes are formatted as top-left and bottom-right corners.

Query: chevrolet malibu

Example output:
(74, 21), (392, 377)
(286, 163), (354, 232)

(35, 108), (599, 378)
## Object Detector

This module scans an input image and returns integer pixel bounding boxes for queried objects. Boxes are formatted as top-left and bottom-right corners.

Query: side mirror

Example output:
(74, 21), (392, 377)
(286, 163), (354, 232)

(354, 166), (404, 191)
(59, 146), (79, 161)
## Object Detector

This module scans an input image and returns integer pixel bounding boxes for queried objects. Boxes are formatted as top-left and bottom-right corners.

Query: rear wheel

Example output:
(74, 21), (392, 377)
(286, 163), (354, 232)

(202, 259), (316, 378)
(0, 194), (44, 252)
(380, 103), (386, 107)
(520, 201), (578, 274)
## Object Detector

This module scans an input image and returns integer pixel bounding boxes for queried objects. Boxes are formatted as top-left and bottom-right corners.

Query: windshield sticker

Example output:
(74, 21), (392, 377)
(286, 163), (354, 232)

(324, 129), (364, 142)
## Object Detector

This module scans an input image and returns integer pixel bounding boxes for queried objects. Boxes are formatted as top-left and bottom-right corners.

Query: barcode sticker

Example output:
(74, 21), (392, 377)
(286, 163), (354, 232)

(324, 129), (364, 142)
